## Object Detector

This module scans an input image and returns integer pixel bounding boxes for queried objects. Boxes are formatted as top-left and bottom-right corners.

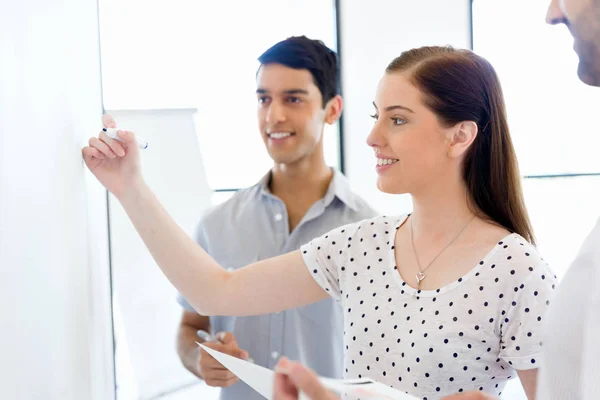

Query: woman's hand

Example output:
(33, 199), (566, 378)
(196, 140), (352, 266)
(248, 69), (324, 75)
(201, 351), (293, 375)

(82, 115), (144, 199)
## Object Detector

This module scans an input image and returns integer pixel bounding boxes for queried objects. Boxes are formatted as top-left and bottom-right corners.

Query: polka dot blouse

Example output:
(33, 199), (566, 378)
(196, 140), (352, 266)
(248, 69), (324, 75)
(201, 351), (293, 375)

(300, 215), (557, 400)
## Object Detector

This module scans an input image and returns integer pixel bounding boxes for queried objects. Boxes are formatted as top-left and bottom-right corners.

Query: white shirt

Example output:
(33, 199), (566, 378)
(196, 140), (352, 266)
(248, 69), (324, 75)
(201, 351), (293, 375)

(301, 215), (557, 400)
(537, 218), (600, 399)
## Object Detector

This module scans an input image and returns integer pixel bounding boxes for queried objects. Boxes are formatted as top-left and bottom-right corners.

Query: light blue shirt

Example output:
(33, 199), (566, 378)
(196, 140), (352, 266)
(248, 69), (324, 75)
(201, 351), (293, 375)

(178, 169), (377, 400)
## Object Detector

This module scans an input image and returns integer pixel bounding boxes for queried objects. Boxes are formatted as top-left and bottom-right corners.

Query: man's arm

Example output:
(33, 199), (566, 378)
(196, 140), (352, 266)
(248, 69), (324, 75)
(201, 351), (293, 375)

(177, 310), (211, 379)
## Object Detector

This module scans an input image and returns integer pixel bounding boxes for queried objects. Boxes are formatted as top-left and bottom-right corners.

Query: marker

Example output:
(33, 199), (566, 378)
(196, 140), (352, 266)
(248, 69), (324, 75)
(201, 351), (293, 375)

(196, 330), (255, 363)
(102, 127), (148, 149)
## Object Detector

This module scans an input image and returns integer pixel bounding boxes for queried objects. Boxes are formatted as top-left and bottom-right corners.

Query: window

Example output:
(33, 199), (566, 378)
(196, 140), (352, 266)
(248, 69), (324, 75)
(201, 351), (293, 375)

(472, 0), (600, 176)
(99, 0), (341, 193)
(98, 1), (340, 399)
(473, 1), (600, 398)
(523, 175), (600, 279)
(472, 0), (600, 270)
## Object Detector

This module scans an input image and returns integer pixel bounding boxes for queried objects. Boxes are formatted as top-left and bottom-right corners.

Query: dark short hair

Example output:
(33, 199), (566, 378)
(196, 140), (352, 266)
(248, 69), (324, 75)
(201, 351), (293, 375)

(258, 35), (339, 106)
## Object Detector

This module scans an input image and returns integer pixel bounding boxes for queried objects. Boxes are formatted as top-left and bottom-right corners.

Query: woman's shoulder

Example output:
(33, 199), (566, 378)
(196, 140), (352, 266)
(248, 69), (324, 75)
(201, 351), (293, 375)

(489, 232), (556, 279)
(339, 214), (409, 235)
(311, 214), (409, 245)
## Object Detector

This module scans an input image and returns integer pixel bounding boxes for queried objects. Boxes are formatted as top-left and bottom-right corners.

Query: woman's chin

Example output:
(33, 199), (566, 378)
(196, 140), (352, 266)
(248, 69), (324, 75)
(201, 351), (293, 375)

(376, 178), (407, 195)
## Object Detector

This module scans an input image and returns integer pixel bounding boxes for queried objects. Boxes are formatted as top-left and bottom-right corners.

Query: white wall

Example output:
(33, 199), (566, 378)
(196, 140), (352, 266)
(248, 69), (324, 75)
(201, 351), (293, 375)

(339, 0), (472, 215)
(0, 0), (114, 399)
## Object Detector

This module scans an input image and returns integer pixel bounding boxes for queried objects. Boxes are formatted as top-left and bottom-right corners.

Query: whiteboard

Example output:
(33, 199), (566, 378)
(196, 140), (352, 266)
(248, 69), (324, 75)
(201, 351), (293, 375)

(0, 0), (114, 399)
(106, 109), (213, 398)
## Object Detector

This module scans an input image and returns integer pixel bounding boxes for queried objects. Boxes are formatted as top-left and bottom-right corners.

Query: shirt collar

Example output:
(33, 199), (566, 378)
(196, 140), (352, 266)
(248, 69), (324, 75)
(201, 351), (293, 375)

(257, 168), (358, 212)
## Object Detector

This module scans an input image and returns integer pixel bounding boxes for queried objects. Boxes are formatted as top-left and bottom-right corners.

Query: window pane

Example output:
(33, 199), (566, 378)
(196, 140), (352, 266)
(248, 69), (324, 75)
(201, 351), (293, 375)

(523, 175), (600, 280)
(211, 190), (236, 206)
(99, 0), (340, 190)
(500, 175), (600, 400)
(100, 3), (340, 398)
(472, 0), (600, 175)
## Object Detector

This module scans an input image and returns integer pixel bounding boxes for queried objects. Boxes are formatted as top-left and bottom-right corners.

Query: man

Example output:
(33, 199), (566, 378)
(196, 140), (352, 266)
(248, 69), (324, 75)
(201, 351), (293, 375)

(535, 2), (600, 399)
(273, 1), (600, 399)
(546, 0), (600, 86)
(176, 36), (376, 400)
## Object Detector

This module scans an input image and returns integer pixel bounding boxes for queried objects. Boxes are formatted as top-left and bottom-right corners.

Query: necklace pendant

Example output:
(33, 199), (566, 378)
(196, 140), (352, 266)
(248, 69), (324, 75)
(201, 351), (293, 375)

(415, 272), (426, 288)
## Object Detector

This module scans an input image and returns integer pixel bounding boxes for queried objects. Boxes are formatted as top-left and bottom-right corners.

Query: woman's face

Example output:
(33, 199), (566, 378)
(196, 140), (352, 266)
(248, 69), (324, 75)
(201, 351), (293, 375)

(367, 72), (459, 195)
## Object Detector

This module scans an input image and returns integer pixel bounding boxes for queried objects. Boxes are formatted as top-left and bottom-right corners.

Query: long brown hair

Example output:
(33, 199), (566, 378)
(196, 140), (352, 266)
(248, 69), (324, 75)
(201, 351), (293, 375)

(386, 46), (535, 245)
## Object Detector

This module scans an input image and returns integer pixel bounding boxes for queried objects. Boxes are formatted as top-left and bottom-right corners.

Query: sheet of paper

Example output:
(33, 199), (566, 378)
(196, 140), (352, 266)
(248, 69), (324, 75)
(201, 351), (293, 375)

(320, 376), (419, 399)
(198, 343), (419, 400)
(198, 343), (276, 398)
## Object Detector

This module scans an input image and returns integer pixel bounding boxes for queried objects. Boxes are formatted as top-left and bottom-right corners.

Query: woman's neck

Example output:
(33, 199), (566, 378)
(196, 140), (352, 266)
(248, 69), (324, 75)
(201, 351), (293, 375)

(410, 177), (477, 243)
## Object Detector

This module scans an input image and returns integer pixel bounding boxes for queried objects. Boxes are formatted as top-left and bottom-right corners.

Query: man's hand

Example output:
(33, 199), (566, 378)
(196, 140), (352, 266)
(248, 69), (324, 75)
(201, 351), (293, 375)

(197, 332), (249, 387)
(273, 357), (339, 400)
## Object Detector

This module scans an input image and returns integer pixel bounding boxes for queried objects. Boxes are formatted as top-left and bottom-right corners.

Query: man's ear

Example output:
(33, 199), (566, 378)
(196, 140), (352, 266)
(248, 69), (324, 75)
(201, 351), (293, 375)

(324, 95), (343, 125)
(447, 121), (478, 158)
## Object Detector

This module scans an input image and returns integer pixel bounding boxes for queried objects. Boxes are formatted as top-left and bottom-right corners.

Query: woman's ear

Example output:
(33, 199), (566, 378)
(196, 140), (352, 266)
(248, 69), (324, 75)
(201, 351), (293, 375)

(447, 121), (478, 158)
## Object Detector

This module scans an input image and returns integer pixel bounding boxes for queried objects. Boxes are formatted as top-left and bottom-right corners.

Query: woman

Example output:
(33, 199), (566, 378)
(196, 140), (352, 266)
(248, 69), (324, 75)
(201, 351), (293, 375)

(83, 46), (555, 399)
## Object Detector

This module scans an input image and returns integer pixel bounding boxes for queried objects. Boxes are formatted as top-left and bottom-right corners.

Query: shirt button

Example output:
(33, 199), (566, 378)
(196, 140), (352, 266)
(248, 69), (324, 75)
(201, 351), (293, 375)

(271, 351), (279, 360)
(274, 213), (283, 222)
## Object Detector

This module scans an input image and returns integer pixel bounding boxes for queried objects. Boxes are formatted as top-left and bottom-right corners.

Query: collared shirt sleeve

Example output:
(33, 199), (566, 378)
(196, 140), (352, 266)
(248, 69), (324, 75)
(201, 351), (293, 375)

(582, 280), (600, 398)
(581, 220), (600, 399)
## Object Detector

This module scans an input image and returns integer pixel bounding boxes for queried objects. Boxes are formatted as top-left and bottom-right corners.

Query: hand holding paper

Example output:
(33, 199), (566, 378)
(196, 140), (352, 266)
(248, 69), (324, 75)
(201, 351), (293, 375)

(273, 357), (339, 400)
(197, 343), (420, 400)
(197, 332), (250, 387)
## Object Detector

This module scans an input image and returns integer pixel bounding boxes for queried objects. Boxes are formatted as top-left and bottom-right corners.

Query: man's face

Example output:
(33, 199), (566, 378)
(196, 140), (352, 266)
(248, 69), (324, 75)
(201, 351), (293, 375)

(256, 63), (340, 165)
(547, 0), (600, 86)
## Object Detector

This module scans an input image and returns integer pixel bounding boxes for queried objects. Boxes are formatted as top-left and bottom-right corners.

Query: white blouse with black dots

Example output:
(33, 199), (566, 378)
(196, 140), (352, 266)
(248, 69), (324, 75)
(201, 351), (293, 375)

(300, 215), (557, 400)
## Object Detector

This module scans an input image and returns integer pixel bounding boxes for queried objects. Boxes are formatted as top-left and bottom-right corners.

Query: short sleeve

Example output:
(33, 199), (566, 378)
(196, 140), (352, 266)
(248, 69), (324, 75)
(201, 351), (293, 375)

(300, 221), (360, 302)
(176, 217), (210, 312)
(499, 261), (557, 370)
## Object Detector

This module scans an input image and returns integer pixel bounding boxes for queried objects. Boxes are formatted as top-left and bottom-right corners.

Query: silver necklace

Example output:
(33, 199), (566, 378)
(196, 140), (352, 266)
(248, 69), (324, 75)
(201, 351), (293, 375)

(410, 214), (475, 291)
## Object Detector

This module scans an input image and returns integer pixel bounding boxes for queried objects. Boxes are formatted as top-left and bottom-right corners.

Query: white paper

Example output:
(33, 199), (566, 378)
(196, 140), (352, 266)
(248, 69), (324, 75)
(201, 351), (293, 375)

(319, 376), (419, 400)
(198, 343), (276, 399)
(198, 343), (419, 400)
